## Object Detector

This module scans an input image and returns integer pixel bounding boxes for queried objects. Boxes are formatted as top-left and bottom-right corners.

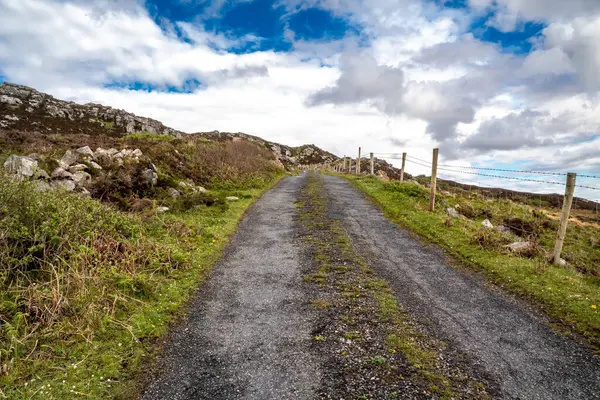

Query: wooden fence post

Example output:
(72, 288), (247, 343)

(356, 147), (361, 175)
(370, 152), (374, 175)
(553, 173), (577, 264)
(429, 148), (439, 212)
(400, 152), (407, 182)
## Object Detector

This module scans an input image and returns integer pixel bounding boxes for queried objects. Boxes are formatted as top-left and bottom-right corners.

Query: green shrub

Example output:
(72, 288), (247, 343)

(122, 132), (176, 142)
(383, 181), (427, 198)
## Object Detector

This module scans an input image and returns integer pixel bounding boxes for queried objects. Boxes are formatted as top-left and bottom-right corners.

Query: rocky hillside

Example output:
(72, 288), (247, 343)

(0, 83), (183, 137)
(0, 82), (339, 169)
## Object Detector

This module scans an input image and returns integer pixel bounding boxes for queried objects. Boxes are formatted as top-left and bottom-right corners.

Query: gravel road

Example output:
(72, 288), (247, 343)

(142, 175), (320, 400)
(323, 174), (600, 400)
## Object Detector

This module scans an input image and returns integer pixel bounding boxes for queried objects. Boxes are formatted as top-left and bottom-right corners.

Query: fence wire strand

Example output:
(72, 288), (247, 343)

(374, 154), (600, 180)
(404, 159), (600, 191)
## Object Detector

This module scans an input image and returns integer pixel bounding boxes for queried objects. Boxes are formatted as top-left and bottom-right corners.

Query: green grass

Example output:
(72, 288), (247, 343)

(121, 132), (176, 142)
(343, 174), (600, 351)
(0, 173), (283, 399)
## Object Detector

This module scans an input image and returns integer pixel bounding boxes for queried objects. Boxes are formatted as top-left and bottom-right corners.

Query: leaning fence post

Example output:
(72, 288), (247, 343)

(429, 148), (439, 212)
(553, 172), (577, 264)
(356, 147), (361, 175)
(400, 152), (407, 182)
(370, 152), (374, 175)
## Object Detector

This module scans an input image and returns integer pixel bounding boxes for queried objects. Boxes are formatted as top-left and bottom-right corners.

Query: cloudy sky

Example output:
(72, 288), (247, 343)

(1, 0), (599, 200)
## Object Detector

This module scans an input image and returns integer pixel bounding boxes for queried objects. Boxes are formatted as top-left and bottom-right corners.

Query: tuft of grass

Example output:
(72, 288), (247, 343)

(297, 172), (490, 399)
(102, 121), (115, 129)
(344, 175), (600, 352)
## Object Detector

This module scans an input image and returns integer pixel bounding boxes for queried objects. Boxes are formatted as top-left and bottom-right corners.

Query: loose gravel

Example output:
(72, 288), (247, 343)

(142, 175), (320, 400)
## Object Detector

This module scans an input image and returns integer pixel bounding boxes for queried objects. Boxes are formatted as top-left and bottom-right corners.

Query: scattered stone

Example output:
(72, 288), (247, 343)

(79, 188), (91, 197)
(132, 149), (143, 158)
(141, 169), (158, 186)
(51, 167), (74, 179)
(156, 206), (170, 213)
(89, 161), (103, 170)
(52, 180), (76, 191)
(27, 153), (41, 160)
(3, 155), (38, 177)
(168, 188), (181, 198)
(496, 225), (511, 233)
(505, 241), (534, 254)
(4, 114), (19, 121)
(72, 171), (92, 188)
(555, 258), (569, 267)
(447, 207), (463, 218)
(0, 94), (22, 106)
(481, 219), (494, 229)
(59, 150), (80, 169)
(69, 164), (88, 173)
(76, 146), (94, 158)
(226, 196), (240, 201)
(196, 186), (207, 194)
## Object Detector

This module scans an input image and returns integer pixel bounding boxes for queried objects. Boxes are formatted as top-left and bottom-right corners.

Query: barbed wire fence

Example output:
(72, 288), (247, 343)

(309, 147), (600, 265)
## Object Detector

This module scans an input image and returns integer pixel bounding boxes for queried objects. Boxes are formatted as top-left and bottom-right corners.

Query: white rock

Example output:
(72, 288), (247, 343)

(79, 188), (91, 197)
(51, 167), (74, 179)
(197, 186), (207, 194)
(69, 164), (88, 173)
(447, 207), (462, 218)
(72, 171), (91, 188)
(481, 219), (494, 229)
(52, 180), (76, 191)
(556, 258), (568, 267)
(496, 225), (511, 233)
(3, 155), (38, 177)
(505, 242), (534, 253)
(59, 150), (79, 169)
(156, 207), (169, 213)
(76, 146), (94, 158)
(168, 188), (181, 198)
(132, 149), (143, 158)
(4, 114), (19, 121)
(89, 161), (103, 170)
(141, 169), (158, 186)
(226, 196), (240, 201)
(150, 163), (158, 172)
(0, 95), (22, 106)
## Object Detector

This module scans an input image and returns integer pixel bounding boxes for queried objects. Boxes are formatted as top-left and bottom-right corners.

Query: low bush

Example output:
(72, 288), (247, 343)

(383, 181), (427, 199)
(121, 132), (176, 142)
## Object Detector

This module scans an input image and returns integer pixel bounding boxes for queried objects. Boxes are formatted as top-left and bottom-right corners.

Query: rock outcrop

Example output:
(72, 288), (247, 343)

(0, 83), (183, 138)
(3, 146), (161, 194)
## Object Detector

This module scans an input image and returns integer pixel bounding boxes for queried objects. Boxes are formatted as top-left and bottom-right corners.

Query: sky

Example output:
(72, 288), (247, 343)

(1, 0), (599, 200)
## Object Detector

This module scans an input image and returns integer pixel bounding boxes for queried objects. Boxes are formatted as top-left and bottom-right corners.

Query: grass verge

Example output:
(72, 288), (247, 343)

(0, 173), (283, 399)
(297, 172), (491, 399)
(342, 174), (600, 352)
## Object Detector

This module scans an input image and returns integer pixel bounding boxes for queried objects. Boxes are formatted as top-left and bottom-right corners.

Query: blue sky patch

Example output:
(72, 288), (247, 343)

(287, 8), (358, 41)
(104, 78), (203, 93)
(470, 17), (544, 54)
